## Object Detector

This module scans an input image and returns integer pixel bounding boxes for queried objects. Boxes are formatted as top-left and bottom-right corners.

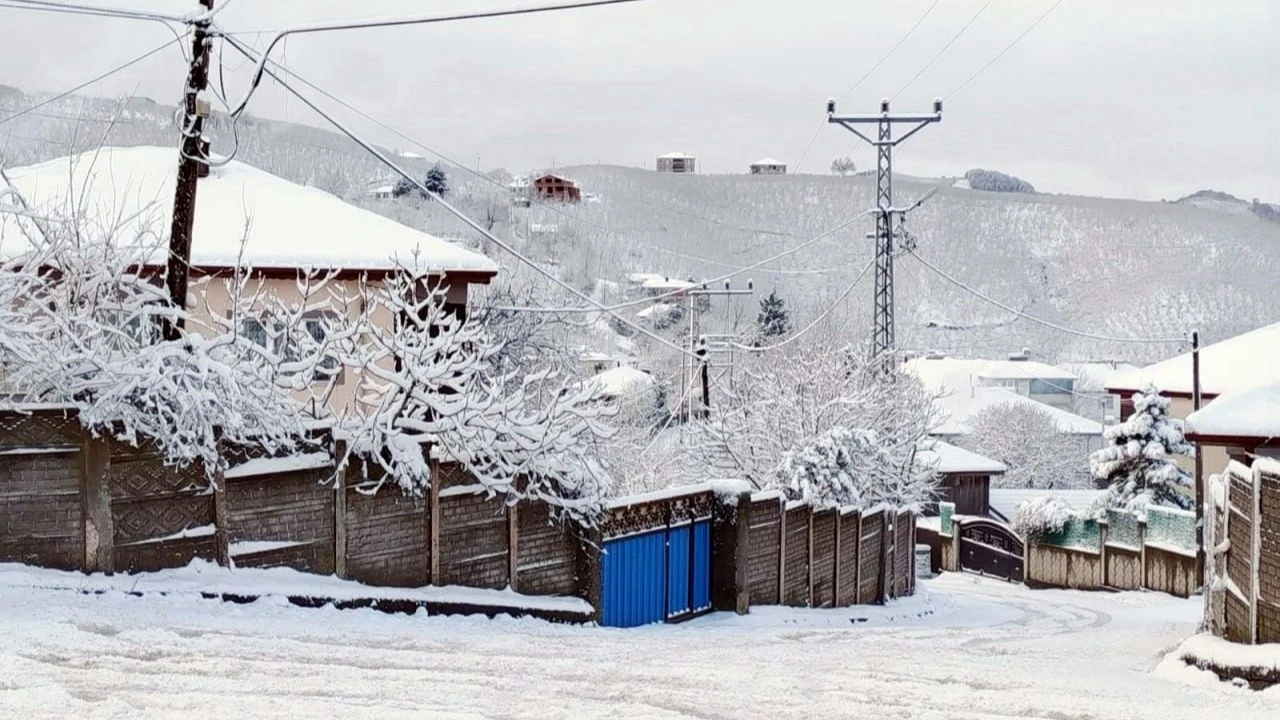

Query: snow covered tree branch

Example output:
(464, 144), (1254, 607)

(0, 184), (347, 476)
(339, 265), (615, 524)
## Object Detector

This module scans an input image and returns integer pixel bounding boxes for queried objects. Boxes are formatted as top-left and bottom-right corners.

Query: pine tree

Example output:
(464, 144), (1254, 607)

(756, 290), (790, 340)
(424, 164), (449, 197)
(1089, 385), (1194, 512)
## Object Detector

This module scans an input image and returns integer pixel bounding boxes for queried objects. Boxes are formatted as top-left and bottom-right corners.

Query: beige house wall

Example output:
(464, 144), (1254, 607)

(189, 273), (471, 421)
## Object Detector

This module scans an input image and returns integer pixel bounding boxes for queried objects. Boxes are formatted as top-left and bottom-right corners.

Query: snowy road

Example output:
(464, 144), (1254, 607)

(0, 573), (1275, 719)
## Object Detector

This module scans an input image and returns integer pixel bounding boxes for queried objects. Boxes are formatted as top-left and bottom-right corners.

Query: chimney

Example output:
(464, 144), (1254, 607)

(1007, 348), (1030, 362)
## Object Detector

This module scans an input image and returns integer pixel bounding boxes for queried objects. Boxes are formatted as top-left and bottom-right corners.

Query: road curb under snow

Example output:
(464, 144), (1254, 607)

(0, 561), (595, 624)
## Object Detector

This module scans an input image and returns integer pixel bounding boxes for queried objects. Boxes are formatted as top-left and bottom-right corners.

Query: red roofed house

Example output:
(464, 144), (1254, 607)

(532, 174), (581, 203)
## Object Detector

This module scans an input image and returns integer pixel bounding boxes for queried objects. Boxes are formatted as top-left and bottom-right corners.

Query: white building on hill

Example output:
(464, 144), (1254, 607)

(656, 152), (696, 174)
(749, 157), (786, 175)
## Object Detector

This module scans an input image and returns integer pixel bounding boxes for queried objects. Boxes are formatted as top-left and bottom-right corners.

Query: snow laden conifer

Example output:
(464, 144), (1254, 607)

(340, 265), (614, 524)
(1089, 385), (1194, 513)
(424, 164), (449, 198)
(755, 290), (791, 340)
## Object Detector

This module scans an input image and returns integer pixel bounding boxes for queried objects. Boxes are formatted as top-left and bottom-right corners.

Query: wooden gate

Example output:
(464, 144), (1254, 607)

(958, 518), (1024, 582)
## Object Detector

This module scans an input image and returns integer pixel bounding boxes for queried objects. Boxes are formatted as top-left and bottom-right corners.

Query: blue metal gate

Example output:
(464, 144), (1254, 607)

(601, 520), (712, 627)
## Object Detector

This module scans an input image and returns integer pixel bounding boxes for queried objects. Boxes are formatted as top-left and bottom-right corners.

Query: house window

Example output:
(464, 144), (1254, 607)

(240, 317), (270, 349)
(302, 312), (342, 383)
(1030, 379), (1073, 395)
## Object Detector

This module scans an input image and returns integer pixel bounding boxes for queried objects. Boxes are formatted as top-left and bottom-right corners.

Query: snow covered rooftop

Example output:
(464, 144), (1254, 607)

(1108, 321), (1280, 397)
(1185, 380), (1280, 441)
(590, 366), (655, 397)
(0, 147), (497, 276)
(988, 489), (1102, 522)
(750, 157), (784, 166)
(905, 356), (1076, 392)
(657, 152), (694, 159)
(917, 441), (1006, 475)
(932, 388), (1103, 436)
(641, 277), (696, 291)
(636, 302), (676, 319)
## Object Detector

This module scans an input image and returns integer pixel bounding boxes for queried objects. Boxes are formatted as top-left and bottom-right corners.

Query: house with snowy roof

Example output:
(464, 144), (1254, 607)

(0, 146), (498, 417)
(656, 152), (696, 174)
(1108, 320), (1280, 474)
(1186, 380), (1280, 466)
(916, 440), (1006, 517)
(748, 157), (786, 175)
(905, 351), (1081, 412)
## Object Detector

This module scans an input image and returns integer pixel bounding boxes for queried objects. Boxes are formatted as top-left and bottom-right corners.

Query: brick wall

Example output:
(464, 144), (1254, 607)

(516, 502), (578, 596)
(782, 505), (809, 606)
(344, 483), (429, 588)
(225, 467), (335, 574)
(438, 487), (509, 589)
(746, 497), (781, 605)
(858, 513), (883, 603)
(0, 447), (83, 570)
(810, 509), (836, 608)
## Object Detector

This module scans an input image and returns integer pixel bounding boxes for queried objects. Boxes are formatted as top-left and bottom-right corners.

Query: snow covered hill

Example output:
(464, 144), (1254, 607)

(3, 84), (1278, 366)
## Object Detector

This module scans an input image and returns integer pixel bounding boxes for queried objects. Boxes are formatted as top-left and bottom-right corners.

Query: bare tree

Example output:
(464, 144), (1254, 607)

(966, 401), (1089, 490)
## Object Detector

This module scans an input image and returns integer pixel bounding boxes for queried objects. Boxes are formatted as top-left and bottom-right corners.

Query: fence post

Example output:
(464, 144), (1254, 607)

(807, 508), (815, 607)
(777, 497), (786, 604)
(853, 511), (863, 602)
(507, 502), (519, 592)
(877, 508), (891, 603)
(332, 439), (348, 579)
(1138, 516), (1148, 592)
(735, 492), (750, 613)
(577, 524), (604, 624)
(832, 510), (842, 606)
(429, 458), (441, 585)
(80, 435), (113, 573)
(1252, 464), (1262, 644)
(950, 519), (962, 574)
(1099, 518), (1110, 588)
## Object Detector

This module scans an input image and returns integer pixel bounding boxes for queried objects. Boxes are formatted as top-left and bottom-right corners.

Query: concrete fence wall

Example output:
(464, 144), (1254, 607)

(0, 409), (920, 622)
(736, 492), (914, 609)
(1210, 459), (1280, 645)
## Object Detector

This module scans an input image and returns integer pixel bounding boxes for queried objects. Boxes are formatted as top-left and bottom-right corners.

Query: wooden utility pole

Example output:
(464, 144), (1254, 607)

(1192, 330), (1205, 588)
(163, 0), (216, 341)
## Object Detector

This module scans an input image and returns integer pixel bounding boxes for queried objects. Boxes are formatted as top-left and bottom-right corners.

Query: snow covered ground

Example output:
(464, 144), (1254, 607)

(1, 572), (1275, 719)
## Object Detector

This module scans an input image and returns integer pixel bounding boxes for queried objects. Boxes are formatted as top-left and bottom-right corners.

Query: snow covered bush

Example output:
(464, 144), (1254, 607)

(339, 266), (615, 524)
(967, 401), (1090, 489)
(1012, 496), (1076, 539)
(1090, 385), (1194, 514)
(963, 168), (1036, 194)
(780, 426), (934, 509)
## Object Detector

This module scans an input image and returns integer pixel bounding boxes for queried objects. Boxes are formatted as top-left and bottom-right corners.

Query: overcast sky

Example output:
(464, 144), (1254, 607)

(2, 0), (1276, 201)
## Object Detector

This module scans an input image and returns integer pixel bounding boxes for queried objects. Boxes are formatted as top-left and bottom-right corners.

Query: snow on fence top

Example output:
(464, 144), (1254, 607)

(916, 441), (1006, 475)
(224, 452), (333, 480)
(1108, 321), (1280, 396)
(1186, 379), (1280, 439)
(0, 147), (498, 276)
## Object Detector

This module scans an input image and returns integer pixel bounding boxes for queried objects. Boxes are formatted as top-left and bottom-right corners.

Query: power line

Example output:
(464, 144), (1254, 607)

(220, 34), (704, 360)
(793, 0), (943, 173)
(944, 0), (1068, 100)
(892, 0), (994, 101)
(906, 247), (1186, 344)
(0, 38), (182, 128)
(0, 0), (189, 23)
(220, 0), (649, 120)
(731, 256), (874, 352)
